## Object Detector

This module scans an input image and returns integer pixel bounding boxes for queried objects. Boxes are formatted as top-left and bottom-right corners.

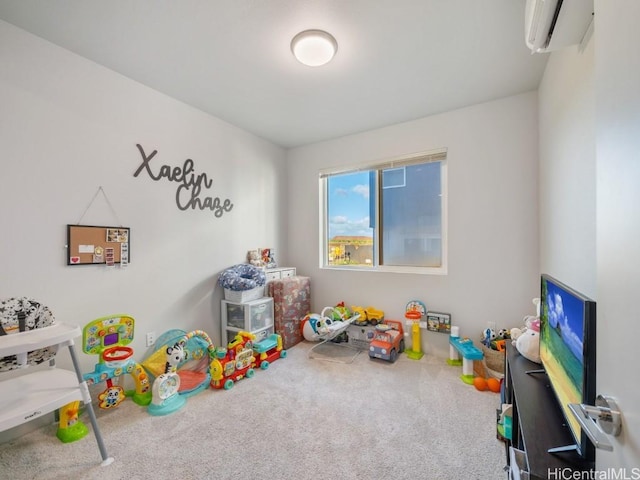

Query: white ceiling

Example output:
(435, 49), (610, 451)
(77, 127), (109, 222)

(0, 0), (548, 148)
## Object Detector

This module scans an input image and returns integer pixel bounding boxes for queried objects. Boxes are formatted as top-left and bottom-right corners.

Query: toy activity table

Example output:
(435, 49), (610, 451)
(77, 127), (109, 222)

(448, 335), (484, 384)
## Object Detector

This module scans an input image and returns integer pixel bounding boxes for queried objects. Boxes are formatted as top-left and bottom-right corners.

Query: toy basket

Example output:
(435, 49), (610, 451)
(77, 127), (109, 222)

(481, 344), (505, 378)
(224, 286), (264, 303)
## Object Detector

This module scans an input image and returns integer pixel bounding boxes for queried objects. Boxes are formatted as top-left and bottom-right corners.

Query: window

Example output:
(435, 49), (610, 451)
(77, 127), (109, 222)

(320, 149), (447, 274)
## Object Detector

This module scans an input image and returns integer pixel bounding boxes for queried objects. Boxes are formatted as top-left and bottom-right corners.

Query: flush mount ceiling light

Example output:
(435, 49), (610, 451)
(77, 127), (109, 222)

(291, 29), (338, 67)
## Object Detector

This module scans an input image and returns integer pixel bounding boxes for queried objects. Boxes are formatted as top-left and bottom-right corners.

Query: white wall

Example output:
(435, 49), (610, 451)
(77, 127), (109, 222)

(538, 39), (596, 297)
(594, 0), (640, 468)
(287, 93), (540, 358)
(538, 1), (640, 467)
(0, 20), (287, 372)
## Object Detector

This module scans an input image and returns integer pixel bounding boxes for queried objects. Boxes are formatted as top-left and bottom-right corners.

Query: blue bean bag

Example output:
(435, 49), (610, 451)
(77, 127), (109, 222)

(218, 264), (266, 291)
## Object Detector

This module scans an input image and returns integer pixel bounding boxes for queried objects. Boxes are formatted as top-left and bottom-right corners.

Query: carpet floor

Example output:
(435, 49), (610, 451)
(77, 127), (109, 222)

(0, 340), (507, 480)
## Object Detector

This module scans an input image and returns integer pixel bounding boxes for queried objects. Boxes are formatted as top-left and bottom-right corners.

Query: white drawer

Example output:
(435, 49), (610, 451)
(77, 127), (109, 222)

(265, 271), (281, 282)
(265, 267), (296, 282)
(281, 268), (296, 278)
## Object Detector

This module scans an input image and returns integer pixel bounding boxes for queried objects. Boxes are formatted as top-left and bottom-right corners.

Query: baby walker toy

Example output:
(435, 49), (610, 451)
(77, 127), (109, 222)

(82, 314), (152, 408)
(404, 300), (427, 360)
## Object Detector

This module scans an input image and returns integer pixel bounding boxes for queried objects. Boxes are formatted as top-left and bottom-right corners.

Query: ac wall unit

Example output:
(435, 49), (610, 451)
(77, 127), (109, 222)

(525, 0), (594, 54)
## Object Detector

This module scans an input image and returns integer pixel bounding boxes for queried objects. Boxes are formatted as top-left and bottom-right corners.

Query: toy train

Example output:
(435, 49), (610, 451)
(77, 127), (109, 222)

(209, 331), (286, 390)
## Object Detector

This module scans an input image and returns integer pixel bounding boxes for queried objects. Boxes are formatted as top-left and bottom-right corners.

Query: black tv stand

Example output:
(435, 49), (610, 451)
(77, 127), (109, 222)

(503, 343), (594, 479)
(525, 368), (545, 375)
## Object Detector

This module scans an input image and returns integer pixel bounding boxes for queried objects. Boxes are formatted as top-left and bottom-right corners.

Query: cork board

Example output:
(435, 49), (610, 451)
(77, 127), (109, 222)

(66, 225), (130, 266)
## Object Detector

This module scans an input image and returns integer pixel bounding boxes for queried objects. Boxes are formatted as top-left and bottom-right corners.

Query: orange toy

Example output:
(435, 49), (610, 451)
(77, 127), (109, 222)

(473, 377), (488, 391)
(473, 376), (501, 393)
(487, 377), (501, 393)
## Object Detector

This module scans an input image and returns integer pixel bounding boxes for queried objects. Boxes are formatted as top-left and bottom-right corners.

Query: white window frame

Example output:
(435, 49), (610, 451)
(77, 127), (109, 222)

(319, 148), (448, 275)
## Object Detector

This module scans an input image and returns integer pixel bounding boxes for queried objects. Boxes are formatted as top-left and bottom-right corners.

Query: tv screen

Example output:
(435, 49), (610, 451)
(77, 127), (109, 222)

(540, 274), (596, 460)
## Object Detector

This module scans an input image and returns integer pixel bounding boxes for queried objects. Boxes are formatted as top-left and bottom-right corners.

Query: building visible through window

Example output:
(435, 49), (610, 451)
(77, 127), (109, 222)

(320, 149), (447, 274)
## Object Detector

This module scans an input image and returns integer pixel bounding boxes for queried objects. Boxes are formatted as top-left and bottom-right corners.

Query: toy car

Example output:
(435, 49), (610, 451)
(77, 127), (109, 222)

(350, 306), (384, 326)
(369, 320), (405, 362)
(364, 306), (384, 325)
(350, 306), (369, 325)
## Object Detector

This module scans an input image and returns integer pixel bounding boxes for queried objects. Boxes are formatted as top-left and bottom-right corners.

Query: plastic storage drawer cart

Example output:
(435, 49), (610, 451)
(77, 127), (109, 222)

(221, 297), (274, 346)
(267, 276), (311, 349)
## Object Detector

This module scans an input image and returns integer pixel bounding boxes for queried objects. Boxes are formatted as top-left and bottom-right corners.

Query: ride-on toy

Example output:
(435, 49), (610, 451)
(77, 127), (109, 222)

(368, 320), (405, 362)
(253, 333), (287, 369)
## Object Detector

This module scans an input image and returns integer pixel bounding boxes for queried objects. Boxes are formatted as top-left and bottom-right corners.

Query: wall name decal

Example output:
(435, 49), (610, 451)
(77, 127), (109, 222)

(134, 144), (233, 217)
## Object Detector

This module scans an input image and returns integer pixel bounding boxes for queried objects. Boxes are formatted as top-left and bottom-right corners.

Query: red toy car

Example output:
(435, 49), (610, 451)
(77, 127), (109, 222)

(368, 320), (405, 362)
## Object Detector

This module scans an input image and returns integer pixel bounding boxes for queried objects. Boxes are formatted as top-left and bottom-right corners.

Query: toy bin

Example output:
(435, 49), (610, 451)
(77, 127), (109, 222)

(224, 285), (264, 303)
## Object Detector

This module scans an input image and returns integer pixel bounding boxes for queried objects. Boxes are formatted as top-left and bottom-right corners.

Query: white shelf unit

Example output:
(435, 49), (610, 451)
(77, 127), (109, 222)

(221, 297), (274, 346)
(0, 322), (113, 466)
(264, 267), (296, 283)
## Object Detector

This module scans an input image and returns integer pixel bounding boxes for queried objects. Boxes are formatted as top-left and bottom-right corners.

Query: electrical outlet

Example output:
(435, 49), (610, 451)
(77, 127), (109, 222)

(146, 331), (156, 347)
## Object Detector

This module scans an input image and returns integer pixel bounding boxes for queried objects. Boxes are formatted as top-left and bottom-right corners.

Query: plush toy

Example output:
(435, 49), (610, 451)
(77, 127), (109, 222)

(497, 328), (511, 340)
(247, 250), (262, 267)
(509, 327), (523, 340)
(481, 328), (496, 347)
(332, 301), (352, 321)
(511, 316), (541, 364)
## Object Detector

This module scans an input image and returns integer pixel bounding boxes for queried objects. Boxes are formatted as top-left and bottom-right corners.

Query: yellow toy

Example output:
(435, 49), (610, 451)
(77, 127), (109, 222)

(350, 306), (367, 325)
(404, 300), (426, 360)
(56, 400), (87, 443)
(350, 306), (384, 325)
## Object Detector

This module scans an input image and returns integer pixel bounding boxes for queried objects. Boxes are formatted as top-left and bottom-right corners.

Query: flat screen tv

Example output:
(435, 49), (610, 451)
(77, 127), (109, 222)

(539, 274), (596, 460)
